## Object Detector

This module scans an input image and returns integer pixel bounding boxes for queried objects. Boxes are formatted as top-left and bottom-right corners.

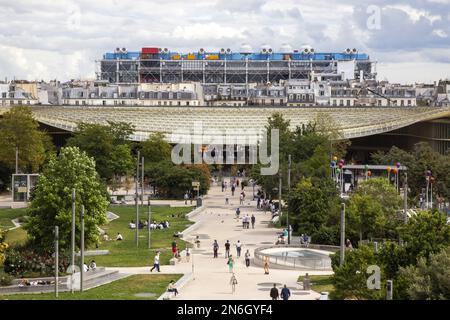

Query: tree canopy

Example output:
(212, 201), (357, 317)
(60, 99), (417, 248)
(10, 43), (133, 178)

(67, 121), (135, 182)
(26, 146), (109, 251)
(0, 106), (53, 173)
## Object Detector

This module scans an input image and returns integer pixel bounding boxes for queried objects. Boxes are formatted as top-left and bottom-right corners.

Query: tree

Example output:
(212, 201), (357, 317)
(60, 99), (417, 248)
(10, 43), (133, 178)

(372, 142), (450, 200)
(287, 177), (340, 243)
(67, 121), (135, 182)
(109, 144), (134, 192)
(347, 178), (402, 242)
(399, 210), (450, 264)
(26, 146), (109, 251)
(331, 245), (385, 300)
(398, 246), (450, 300)
(0, 106), (53, 172)
(139, 132), (171, 164)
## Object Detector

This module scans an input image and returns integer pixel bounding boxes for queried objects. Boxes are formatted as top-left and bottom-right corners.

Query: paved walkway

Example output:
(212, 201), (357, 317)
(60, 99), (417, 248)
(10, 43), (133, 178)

(164, 179), (333, 300)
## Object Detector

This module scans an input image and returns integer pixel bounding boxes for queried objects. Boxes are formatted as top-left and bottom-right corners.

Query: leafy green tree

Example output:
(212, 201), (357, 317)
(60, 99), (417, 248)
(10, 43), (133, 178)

(26, 146), (109, 251)
(67, 121), (135, 182)
(331, 245), (385, 300)
(0, 229), (8, 264)
(372, 142), (450, 200)
(347, 178), (402, 242)
(139, 132), (171, 164)
(109, 144), (134, 192)
(287, 177), (340, 242)
(397, 246), (450, 300)
(399, 210), (450, 264)
(0, 106), (53, 172)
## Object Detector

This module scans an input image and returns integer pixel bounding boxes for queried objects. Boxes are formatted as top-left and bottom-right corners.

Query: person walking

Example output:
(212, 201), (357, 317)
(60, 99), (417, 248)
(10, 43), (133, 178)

(236, 207), (240, 219)
(225, 240), (231, 258)
(227, 255), (234, 273)
(240, 193), (244, 205)
(225, 196), (229, 205)
(185, 246), (191, 262)
(213, 240), (219, 258)
(280, 285), (291, 300)
(222, 181), (225, 192)
(270, 284), (279, 300)
(171, 239), (178, 258)
(245, 249), (251, 267)
(263, 256), (270, 274)
(230, 273), (238, 294)
(150, 251), (161, 272)
(246, 214), (250, 229)
(251, 214), (256, 229)
(231, 184), (235, 196)
(236, 240), (242, 258)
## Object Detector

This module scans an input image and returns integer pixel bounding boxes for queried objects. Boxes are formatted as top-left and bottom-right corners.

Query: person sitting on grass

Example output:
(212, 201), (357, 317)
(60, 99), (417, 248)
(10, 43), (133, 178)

(103, 232), (111, 241)
(89, 260), (97, 271)
(167, 280), (179, 296)
(129, 220), (136, 229)
(116, 232), (123, 241)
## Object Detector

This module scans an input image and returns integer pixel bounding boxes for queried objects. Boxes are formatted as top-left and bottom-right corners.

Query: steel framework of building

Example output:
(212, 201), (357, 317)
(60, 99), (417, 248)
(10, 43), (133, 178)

(97, 48), (375, 84)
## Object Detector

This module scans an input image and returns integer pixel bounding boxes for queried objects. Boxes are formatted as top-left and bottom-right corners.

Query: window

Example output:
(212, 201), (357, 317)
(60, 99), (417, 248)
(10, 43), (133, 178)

(1, 92), (6, 98)
(339, 99), (344, 106)
(378, 100), (382, 106)
(401, 100), (404, 106)
(332, 100), (337, 106)
(82, 101), (86, 105)
(408, 100), (411, 105)
(102, 100), (106, 106)
(186, 101), (190, 106)
(75, 100), (79, 105)
(346, 100), (350, 106)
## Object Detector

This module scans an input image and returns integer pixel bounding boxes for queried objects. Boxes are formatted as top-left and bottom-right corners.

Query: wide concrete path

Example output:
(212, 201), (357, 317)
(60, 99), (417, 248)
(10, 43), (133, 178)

(169, 179), (332, 300)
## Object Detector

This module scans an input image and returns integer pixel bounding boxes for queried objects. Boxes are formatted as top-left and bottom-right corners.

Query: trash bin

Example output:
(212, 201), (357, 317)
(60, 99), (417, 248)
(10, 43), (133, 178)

(196, 197), (203, 207)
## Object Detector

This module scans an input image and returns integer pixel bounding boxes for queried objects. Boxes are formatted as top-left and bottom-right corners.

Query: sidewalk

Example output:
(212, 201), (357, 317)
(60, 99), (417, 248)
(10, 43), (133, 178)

(169, 179), (332, 300)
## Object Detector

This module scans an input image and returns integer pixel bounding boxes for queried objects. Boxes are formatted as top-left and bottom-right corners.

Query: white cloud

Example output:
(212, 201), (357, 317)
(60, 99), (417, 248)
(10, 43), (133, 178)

(0, 0), (449, 83)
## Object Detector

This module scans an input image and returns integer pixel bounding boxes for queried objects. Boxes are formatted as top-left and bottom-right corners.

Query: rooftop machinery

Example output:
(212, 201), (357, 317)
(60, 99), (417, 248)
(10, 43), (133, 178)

(98, 46), (375, 84)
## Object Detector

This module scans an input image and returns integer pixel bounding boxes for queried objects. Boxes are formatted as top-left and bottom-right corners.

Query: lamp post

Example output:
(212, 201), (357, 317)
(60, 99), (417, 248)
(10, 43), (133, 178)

(340, 203), (346, 266)
(71, 188), (75, 294)
(80, 205), (85, 293)
(54, 226), (59, 298)
(148, 197), (151, 250)
(135, 150), (140, 247)
(287, 154), (291, 245)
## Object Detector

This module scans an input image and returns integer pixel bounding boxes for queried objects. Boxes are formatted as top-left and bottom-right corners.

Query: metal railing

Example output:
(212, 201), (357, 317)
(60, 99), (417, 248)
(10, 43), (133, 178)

(254, 245), (335, 270)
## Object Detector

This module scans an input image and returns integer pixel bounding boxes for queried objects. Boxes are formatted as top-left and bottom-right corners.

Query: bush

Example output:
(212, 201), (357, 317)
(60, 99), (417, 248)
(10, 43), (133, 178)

(0, 270), (14, 286)
(17, 216), (30, 224)
(313, 225), (340, 246)
(3, 246), (70, 277)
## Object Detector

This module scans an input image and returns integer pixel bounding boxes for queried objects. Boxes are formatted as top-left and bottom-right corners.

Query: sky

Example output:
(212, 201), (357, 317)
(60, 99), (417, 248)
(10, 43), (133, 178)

(1, 0), (450, 84)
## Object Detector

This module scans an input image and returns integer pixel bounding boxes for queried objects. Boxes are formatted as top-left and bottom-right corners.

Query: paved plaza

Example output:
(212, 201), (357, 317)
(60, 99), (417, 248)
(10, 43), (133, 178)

(109, 179), (333, 300)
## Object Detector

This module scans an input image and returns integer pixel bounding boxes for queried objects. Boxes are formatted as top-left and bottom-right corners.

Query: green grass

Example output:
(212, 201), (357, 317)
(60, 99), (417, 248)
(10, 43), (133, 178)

(0, 274), (182, 300)
(87, 205), (194, 267)
(298, 275), (335, 296)
(0, 208), (27, 229)
(4, 227), (27, 245)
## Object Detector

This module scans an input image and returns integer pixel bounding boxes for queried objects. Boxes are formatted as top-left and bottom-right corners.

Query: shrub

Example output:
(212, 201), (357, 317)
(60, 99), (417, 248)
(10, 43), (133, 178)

(3, 246), (70, 277)
(0, 270), (14, 286)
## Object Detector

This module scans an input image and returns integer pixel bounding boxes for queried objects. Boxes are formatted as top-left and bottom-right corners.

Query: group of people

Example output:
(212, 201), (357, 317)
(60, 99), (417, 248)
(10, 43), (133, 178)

(216, 239), (252, 269)
(83, 260), (97, 272)
(184, 192), (193, 205)
(241, 214), (256, 229)
(129, 220), (170, 230)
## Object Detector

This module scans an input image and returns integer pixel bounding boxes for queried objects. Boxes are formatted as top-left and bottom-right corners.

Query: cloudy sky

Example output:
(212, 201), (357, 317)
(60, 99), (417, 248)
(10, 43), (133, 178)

(1, 0), (450, 83)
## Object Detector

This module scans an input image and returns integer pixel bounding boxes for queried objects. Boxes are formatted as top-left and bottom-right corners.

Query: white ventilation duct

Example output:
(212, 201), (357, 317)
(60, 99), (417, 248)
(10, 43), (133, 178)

(199, 48), (205, 54)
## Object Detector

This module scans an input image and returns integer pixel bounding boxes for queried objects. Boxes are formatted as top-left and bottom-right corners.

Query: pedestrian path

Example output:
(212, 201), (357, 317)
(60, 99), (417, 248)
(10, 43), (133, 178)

(170, 179), (333, 300)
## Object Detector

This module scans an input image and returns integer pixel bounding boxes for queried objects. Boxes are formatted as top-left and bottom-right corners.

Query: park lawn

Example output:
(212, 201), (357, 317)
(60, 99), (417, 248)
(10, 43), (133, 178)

(298, 275), (335, 296)
(0, 208), (28, 229)
(4, 227), (27, 245)
(0, 274), (182, 300)
(87, 205), (195, 267)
